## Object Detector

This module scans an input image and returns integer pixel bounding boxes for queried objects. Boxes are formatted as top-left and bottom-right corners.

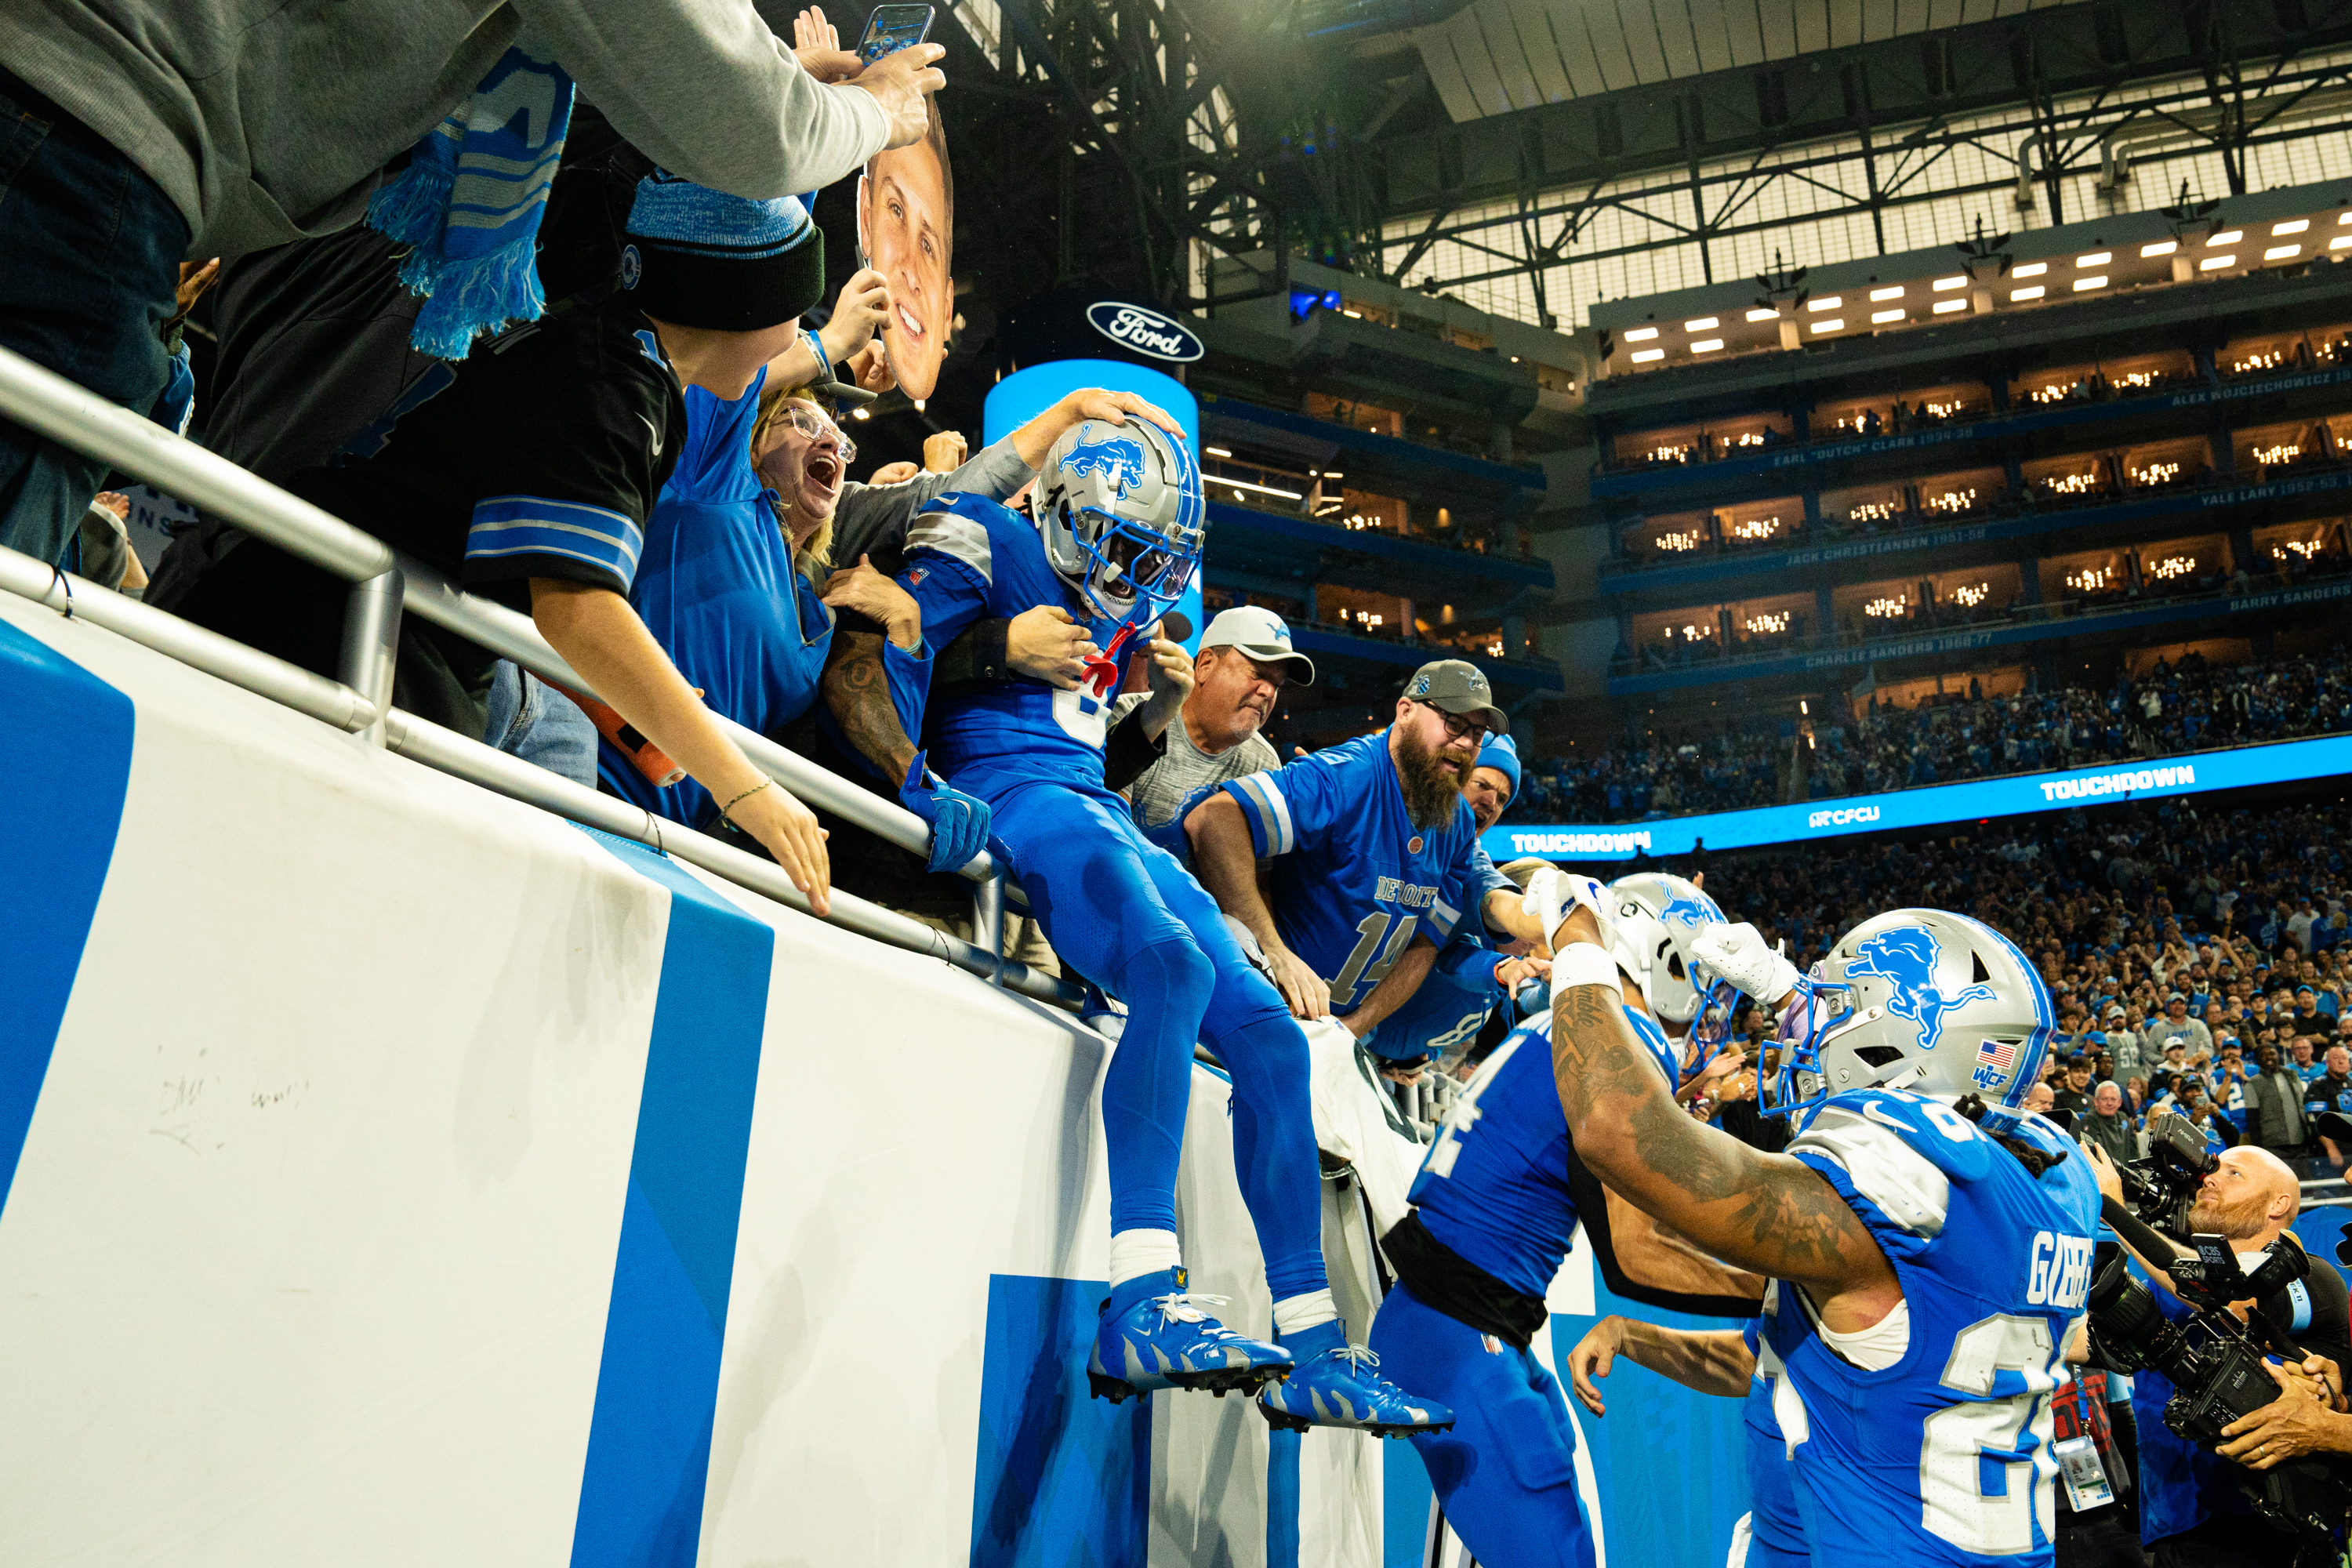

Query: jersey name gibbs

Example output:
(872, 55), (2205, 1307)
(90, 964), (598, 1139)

(2025, 1231), (2094, 1312)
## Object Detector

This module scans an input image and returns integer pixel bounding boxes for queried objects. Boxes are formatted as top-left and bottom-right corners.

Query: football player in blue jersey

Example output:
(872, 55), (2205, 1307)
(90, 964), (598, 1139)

(866, 412), (1454, 1436)
(1539, 883), (2104, 1568)
(1356, 865), (1763, 1568)
(1186, 659), (1559, 1044)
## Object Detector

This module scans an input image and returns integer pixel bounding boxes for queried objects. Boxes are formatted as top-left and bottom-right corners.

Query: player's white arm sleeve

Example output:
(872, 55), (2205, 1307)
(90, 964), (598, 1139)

(1523, 867), (1614, 951)
(1224, 771), (1295, 856)
(1785, 1105), (1951, 1239)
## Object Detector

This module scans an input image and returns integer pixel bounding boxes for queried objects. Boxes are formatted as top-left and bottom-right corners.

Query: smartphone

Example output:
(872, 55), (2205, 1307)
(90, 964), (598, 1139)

(858, 4), (935, 62)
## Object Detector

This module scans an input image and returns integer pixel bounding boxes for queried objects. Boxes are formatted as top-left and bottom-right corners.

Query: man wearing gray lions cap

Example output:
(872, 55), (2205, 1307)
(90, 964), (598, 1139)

(1187, 658), (1553, 1029)
(1112, 604), (1315, 835)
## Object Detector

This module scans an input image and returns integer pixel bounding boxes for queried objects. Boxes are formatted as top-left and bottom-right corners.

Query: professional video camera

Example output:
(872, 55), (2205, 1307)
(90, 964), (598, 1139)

(2108, 1110), (2220, 1240)
(2086, 1233), (2352, 1545)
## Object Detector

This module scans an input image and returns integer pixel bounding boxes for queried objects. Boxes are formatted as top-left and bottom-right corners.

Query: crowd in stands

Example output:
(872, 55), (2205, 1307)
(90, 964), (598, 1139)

(1507, 644), (2352, 825)
(1675, 793), (2352, 1169)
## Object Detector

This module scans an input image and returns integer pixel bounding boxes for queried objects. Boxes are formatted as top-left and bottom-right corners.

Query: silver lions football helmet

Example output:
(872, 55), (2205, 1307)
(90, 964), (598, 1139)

(1034, 416), (1205, 626)
(1765, 907), (2054, 1127)
(1606, 872), (1734, 1043)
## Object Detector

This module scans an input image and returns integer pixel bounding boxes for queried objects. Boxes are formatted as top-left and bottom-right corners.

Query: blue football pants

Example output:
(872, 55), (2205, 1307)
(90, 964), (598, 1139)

(985, 779), (1327, 1302)
(1367, 1283), (1598, 1568)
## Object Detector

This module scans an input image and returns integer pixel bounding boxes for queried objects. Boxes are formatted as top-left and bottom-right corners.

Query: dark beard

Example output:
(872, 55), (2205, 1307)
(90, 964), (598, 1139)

(1396, 725), (1468, 829)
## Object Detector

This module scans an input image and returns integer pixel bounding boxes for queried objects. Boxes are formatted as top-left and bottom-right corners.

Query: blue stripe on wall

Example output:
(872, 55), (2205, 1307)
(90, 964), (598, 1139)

(572, 830), (775, 1567)
(1265, 1426), (1301, 1568)
(1382, 1440), (1435, 1567)
(969, 1274), (1150, 1566)
(0, 619), (133, 1218)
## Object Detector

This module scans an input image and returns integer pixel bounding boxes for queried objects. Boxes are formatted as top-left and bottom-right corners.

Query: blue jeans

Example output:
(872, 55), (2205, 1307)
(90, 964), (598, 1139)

(0, 69), (187, 566)
(483, 660), (598, 789)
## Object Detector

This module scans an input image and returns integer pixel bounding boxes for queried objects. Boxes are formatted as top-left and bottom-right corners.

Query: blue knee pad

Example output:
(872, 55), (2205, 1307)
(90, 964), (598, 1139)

(1098, 932), (1217, 1236)
(1369, 1286), (1596, 1568)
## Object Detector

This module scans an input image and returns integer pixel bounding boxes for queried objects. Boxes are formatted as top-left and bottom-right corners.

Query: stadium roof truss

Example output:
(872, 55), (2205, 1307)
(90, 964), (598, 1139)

(953, 0), (2352, 329)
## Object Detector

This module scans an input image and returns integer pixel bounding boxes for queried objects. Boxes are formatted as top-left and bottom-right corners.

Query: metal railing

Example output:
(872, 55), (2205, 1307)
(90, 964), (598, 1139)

(0, 343), (1073, 1007)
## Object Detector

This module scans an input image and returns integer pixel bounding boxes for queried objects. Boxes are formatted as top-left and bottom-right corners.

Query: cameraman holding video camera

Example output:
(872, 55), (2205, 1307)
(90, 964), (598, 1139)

(2083, 1134), (2352, 1565)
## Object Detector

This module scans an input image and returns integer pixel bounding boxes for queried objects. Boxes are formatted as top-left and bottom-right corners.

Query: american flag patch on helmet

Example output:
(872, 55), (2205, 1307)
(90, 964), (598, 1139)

(1976, 1038), (2018, 1073)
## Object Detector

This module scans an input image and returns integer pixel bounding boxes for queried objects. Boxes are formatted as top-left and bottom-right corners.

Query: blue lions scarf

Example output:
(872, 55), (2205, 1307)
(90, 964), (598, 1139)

(366, 34), (574, 359)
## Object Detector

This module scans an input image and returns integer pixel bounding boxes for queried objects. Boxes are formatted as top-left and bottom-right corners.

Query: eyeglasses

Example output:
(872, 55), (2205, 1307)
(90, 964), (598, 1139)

(1414, 699), (1490, 746)
(780, 399), (856, 464)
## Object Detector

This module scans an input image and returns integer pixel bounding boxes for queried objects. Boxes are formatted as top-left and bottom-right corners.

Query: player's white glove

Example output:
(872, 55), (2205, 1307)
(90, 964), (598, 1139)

(1689, 921), (1804, 1005)
(1523, 867), (1613, 950)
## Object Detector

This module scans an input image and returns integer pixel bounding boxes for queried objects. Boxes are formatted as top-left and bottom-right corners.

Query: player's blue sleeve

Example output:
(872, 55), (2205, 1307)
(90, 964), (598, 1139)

(1428, 931), (1503, 993)
(901, 501), (996, 650)
(1222, 751), (1348, 858)
(1456, 839), (1515, 936)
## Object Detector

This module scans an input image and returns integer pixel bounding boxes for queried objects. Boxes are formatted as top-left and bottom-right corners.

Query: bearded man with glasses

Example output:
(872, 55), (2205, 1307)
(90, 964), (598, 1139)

(1187, 659), (1558, 1037)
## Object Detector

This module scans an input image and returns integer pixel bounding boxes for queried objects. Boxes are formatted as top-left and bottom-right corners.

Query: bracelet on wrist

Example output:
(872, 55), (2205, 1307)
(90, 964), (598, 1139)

(720, 776), (774, 825)
(801, 328), (833, 386)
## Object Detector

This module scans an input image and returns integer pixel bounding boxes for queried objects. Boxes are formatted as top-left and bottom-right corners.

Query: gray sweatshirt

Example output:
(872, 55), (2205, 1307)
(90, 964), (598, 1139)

(1, 0), (891, 259)
(830, 437), (1035, 565)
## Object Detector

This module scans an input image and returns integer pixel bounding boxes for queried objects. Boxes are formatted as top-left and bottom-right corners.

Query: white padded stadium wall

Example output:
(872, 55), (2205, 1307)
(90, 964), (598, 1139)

(0, 594), (1396, 1567)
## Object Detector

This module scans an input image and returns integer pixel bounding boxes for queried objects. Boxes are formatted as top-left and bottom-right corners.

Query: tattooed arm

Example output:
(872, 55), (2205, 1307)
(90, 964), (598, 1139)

(818, 628), (920, 788)
(1548, 905), (1900, 1330)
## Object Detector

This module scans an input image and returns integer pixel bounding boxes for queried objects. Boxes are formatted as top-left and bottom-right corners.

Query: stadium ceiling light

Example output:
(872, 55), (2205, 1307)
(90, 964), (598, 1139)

(1324, 471), (1344, 480)
(1932, 275), (1968, 291)
(1691, 338), (1725, 352)
(1871, 309), (1904, 323)
(1868, 286), (1903, 300)
(1807, 296), (1842, 311)
(2201, 255), (2235, 270)
(1745, 307), (1780, 321)
(1625, 326), (1660, 340)
(1811, 318), (1844, 332)
(1631, 347), (1665, 362)
(2334, 236), (2352, 251)
(2265, 244), (2300, 260)
(2073, 275), (2107, 291)
(2011, 286), (2045, 300)
(1684, 316), (1719, 331)
(2141, 240), (2178, 256)
(2013, 262), (2048, 277)
(1207, 445), (1233, 456)
(2077, 252), (2111, 267)
(2209, 230), (2243, 245)
(2275, 219), (2310, 235)
(1933, 299), (1968, 314)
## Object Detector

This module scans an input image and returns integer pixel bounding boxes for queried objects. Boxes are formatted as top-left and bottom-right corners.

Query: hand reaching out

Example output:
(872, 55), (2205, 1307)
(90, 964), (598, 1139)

(792, 8), (861, 81)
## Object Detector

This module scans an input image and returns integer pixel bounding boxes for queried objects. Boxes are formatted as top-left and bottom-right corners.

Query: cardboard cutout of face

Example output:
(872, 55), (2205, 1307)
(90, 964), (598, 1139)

(856, 100), (953, 401)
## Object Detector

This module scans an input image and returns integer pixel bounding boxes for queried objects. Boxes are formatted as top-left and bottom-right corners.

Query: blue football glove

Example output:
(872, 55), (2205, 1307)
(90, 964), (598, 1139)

(899, 749), (991, 873)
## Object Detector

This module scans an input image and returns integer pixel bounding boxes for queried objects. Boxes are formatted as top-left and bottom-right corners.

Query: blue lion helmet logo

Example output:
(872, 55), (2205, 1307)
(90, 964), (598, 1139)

(1659, 891), (1719, 927)
(1847, 927), (1998, 1051)
(1062, 430), (1148, 497)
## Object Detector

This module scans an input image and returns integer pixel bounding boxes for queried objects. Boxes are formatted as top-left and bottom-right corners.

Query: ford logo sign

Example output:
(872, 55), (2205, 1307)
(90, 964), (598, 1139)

(1086, 301), (1204, 363)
